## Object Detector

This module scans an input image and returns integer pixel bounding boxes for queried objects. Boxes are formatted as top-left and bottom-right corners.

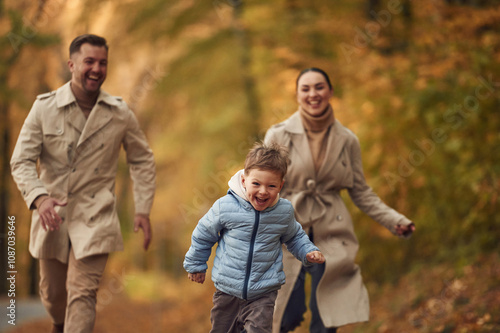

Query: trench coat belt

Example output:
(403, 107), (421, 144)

(287, 179), (339, 225)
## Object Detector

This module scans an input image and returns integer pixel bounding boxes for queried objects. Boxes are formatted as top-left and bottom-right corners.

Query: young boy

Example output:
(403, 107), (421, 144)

(183, 142), (325, 333)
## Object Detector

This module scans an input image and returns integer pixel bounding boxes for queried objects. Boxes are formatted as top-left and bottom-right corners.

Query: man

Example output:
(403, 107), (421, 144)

(10, 34), (156, 333)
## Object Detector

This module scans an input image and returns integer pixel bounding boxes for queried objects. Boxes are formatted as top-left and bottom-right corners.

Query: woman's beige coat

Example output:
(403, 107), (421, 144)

(10, 82), (156, 264)
(265, 111), (412, 329)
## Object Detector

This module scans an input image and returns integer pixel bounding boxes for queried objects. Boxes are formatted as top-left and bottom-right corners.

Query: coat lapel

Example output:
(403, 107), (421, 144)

(317, 120), (348, 180)
(77, 103), (112, 147)
(285, 112), (316, 179)
(66, 107), (86, 134)
(56, 82), (85, 134)
(76, 91), (118, 148)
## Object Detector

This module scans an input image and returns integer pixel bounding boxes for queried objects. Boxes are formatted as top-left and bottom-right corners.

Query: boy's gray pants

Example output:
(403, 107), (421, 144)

(210, 289), (278, 333)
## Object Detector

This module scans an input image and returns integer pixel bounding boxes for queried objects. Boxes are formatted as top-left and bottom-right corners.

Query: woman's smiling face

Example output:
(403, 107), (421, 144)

(296, 71), (333, 116)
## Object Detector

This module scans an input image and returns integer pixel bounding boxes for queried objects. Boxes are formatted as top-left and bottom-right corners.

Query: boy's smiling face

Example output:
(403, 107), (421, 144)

(242, 168), (284, 211)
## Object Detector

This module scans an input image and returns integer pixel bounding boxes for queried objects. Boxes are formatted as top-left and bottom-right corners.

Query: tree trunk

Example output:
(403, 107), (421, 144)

(0, 0), (56, 295)
(0, 99), (10, 294)
(367, 0), (381, 19)
(232, 0), (262, 140)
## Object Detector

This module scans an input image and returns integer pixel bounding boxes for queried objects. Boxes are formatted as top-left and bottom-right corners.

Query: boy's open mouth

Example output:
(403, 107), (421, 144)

(255, 197), (268, 204)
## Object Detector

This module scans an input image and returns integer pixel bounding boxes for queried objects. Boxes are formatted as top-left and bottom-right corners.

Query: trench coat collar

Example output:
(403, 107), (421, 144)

(55, 82), (119, 147)
(284, 111), (315, 176)
(284, 110), (349, 180)
(55, 81), (120, 109)
(283, 111), (305, 134)
(317, 117), (349, 179)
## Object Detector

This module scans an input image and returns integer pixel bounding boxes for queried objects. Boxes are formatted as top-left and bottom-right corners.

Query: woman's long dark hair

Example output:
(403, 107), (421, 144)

(296, 67), (332, 90)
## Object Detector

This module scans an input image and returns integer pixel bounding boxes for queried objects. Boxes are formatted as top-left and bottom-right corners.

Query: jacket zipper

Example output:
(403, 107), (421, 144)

(243, 210), (260, 300)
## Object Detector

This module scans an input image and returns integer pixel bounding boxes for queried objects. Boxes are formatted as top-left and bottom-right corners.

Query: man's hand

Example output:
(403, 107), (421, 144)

(188, 272), (206, 284)
(134, 214), (152, 250)
(396, 222), (416, 237)
(306, 250), (325, 264)
(35, 196), (67, 231)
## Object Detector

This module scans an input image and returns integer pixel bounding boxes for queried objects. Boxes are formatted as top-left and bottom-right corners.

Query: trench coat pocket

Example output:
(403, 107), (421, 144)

(43, 118), (65, 137)
(85, 188), (116, 225)
(42, 118), (67, 155)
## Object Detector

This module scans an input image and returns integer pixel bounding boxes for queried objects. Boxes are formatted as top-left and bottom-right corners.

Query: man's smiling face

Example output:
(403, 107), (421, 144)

(68, 43), (108, 95)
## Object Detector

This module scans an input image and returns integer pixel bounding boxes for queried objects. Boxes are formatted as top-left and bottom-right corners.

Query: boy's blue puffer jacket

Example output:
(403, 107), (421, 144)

(183, 189), (319, 301)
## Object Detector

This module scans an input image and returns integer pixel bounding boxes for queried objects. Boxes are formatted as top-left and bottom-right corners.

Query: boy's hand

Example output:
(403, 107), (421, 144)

(306, 251), (325, 264)
(188, 272), (206, 284)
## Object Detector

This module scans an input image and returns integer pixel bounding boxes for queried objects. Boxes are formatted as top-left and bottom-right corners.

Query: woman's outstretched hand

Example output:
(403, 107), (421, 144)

(396, 222), (416, 237)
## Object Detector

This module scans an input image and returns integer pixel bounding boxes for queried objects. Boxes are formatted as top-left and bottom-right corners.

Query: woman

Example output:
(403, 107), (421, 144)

(264, 68), (415, 333)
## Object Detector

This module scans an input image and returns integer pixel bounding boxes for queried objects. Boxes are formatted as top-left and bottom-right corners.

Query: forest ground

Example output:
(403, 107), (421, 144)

(3, 253), (499, 333)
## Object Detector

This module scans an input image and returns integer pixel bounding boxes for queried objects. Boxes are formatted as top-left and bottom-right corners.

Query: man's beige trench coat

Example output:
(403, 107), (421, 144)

(265, 111), (412, 329)
(10, 82), (156, 264)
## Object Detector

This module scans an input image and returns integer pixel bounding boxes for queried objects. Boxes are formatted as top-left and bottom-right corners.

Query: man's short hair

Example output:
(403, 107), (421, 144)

(69, 34), (108, 57)
(244, 142), (290, 179)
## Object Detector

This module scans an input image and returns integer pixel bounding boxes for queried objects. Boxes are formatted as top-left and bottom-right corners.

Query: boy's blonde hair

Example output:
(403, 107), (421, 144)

(244, 142), (290, 179)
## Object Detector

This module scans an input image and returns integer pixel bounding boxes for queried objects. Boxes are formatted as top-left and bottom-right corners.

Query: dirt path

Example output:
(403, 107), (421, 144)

(3, 291), (214, 333)
(3, 253), (499, 333)
(2, 296), (170, 333)
(1, 297), (47, 332)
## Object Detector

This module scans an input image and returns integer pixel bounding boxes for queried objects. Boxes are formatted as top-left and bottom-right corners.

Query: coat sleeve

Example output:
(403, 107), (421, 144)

(122, 108), (156, 215)
(10, 100), (49, 209)
(183, 201), (223, 273)
(347, 135), (412, 234)
(281, 212), (319, 266)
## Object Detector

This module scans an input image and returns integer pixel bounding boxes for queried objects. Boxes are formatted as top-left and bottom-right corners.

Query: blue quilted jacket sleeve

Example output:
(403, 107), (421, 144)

(281, 217), (319, 266)
(183, 201), (222, 273)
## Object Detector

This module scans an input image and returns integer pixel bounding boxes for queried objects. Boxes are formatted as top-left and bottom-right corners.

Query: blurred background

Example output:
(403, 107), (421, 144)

(1, 0), (499, 332)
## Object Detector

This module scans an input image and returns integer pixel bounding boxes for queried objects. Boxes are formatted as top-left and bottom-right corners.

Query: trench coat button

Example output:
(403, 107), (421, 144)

(56, 128), (62, 134)
(336, 215), (343, 221)
(306, 179), (316, 190)
(71, 168), (76, 173)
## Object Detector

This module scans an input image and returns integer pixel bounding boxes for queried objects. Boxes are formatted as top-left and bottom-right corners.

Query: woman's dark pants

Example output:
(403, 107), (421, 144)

(280, 262), (337, 333)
